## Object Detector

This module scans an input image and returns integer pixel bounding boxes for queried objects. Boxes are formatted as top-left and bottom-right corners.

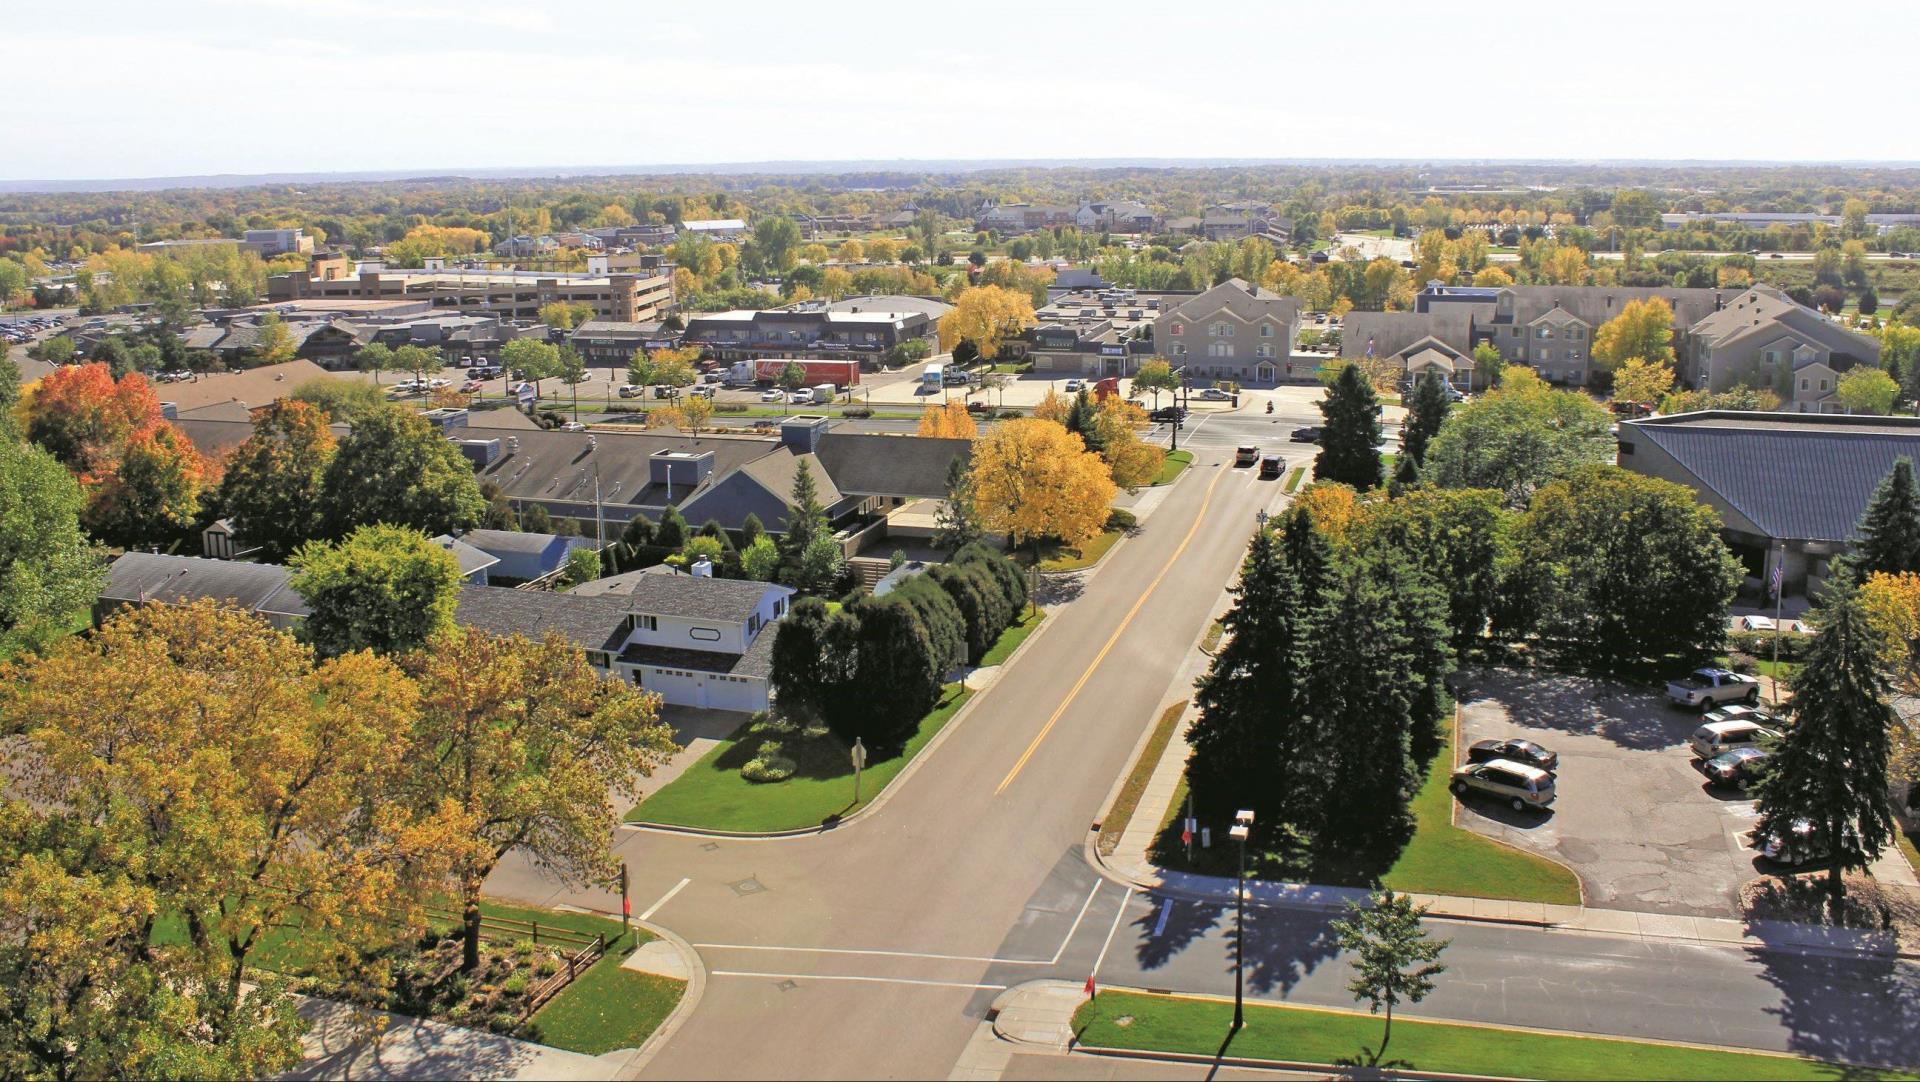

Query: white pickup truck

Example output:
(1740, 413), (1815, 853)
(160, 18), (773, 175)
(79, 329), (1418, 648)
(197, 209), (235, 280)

(1666, 668), (1761, 711)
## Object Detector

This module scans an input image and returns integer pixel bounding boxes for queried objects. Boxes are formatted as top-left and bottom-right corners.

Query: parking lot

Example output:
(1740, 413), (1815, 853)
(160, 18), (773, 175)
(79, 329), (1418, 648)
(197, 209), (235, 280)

(1454, 669), (1766, 917)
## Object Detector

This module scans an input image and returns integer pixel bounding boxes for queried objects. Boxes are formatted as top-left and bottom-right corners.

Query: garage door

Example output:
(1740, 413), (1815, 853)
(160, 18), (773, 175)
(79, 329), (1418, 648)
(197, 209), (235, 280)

(638, 667), (706, 709)
(704, 677), (769, 714)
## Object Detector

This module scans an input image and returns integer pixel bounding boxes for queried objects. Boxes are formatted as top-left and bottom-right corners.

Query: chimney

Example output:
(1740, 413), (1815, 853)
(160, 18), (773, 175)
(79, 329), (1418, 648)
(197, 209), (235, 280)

(779, 415), (831, 454)
(690, 557), (714, 578)
(1245, 280), (1258, 295)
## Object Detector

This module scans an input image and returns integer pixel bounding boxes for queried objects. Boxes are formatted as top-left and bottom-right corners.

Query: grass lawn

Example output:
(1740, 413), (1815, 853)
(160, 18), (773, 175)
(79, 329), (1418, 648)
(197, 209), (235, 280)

(1096, 701), (1188, 857)
(1150, 731), (1579, 904)
(1716, 654), (1801, 682)
(628, 683), (972, 832)
(1200, 619), (1224, 653)
(1074, 991), (1900, 1081)
(979, 609), (1044, 667)
(1900, 827), (1920, 879)
(1283, 466), (1306, 493)
(1152, 449), (1194, 486)
(1024, 529), (1124, 573)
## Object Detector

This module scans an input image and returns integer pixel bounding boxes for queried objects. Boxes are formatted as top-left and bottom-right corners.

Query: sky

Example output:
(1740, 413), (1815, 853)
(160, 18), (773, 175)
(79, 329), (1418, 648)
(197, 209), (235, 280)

(9, 0), (1918, 181)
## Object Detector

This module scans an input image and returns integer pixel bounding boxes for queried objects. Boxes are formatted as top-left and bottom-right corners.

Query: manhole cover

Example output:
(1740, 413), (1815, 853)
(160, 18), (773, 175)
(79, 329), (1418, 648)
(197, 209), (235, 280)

(701, 842), (720, 852)
(776, 979), (799, 992)
(729, 876), (767, 896)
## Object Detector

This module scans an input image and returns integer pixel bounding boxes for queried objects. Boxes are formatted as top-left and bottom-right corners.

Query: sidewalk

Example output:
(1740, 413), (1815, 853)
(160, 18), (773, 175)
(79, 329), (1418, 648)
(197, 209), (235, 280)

(1098, 645), (1919, 963)
(282, 996), (622, 1081)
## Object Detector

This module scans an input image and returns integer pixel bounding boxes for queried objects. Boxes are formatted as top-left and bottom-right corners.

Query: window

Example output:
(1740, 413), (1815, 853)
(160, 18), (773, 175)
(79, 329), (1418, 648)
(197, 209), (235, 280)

(1255, 344), (1273, 358)
(1536, 327), (1553, 339)
(1208, 342), (1233, 358)
(1172, 343), (1187, 357)
(1820, 379), (1829, 392)
(623, 613), (658, 634)
(1169, 322), (1184, 336)
(1567, 349), (1580, 362)
(689, 626), (721, 642)
(1259, 324), (1273, 337)
(1209, 322), (1234, 337)
(1800, 378), (1809, 391)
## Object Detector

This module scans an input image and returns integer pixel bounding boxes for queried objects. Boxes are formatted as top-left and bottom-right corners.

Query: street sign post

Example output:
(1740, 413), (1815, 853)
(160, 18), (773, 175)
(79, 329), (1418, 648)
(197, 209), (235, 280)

(851, 738), (868, 804)
(619, 861), (631, 936)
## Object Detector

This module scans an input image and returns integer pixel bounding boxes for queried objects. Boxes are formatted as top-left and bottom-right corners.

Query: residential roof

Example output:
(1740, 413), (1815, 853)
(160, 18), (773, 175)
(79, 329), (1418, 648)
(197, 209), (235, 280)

(100, 553), (310, 618)
(570, 569), (791, 623)
(453, 584), (633, 653)
(157, 359), (331, 411)
(467, 425), (770, 513)
(431, 534), (502, 578)
(1161, 278), (1299, 325)
(813, 432), (970, 498)
(1623, 411), (1920, 542)
(459, 528), (570, 556)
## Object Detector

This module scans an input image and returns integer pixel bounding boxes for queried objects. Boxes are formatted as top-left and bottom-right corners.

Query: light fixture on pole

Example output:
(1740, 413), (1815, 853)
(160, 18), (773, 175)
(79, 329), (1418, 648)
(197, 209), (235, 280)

(1230, 809), (1254, 1032)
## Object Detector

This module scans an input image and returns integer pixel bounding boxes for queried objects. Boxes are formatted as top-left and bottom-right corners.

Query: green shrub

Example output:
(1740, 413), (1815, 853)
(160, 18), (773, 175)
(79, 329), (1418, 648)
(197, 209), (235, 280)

(502, 972), (529, 996)
(487, 1011), (518, 1034)
(535, 957), (560, 977)
(741, 755), (797, 783)
(714, 402), (749, 413)
(1105, 508), (1138, 532)
(1727, 651), (1758, 674)
(996, 409), (1024, 419)
(841, 406), (874, 418)
(1727, 628), (1812, 661)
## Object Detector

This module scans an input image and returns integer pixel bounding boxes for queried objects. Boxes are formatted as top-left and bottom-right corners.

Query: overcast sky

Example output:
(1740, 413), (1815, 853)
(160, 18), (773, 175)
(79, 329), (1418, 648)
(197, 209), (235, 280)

(9, 0), (1916, 180)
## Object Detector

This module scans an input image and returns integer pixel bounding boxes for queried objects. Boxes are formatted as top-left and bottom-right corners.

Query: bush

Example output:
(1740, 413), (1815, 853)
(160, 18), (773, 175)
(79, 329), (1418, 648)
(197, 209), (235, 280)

(1727, 651), (1758, 674)
(1726, 627), (1812, 662)
(841, 406), (874, 418)
(713, 402), (749, 413)
(996, 409), (1024, 420)
(741, 755), (797, 783)
(535, 957), (560, 977)
(1105, 508), (1138, 532)
(501, 972), (529, 996)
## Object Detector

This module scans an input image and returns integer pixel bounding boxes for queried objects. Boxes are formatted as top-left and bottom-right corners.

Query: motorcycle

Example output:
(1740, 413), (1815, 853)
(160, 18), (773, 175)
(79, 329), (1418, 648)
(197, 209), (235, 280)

(1265, 401), (1274, 414)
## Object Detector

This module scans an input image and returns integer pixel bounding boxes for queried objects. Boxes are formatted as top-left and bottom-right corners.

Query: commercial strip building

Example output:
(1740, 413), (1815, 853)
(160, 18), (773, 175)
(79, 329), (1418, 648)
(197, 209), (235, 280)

(1617, 411), (1920, 597)
(268, 264), (674, 324)
(681, 296), (947, 365)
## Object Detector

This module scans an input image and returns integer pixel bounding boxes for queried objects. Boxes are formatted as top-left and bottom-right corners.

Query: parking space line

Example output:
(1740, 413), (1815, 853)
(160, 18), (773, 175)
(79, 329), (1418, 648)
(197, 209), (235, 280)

(711, 971), (1008, 991)
(695, 943), (1053, 966)
(1092, 886), (1135, 977)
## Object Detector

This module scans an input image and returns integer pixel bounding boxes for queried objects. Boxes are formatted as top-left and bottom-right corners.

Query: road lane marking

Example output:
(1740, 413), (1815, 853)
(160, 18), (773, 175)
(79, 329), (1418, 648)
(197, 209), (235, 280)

(695, 943), (1053, 965)
(1048, 882), (1102, 964)
(1092, 886), (1135, 978)
(994, 461), (1235, 795)
(638, 877), (690, 921)
(711, 971), (1008, 991)
(1152, 897), (1172, 938)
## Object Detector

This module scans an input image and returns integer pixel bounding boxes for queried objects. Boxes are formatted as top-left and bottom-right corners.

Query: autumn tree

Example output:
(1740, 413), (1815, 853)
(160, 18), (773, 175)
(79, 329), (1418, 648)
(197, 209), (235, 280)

(399, 629), (675, 970)
(937, 285), (1037, 362)
(971, 418), (1115, 551)
(648, 393), (715, 440)
(1, 601), (431, 1074)
(20, 361), (161, 479)
(538, 300), (595, 330)
(1836, 367), (1899, 416)
(252, 313), (298, 365)
(318, 407), (484, 538)
(1591, 296), (1675, 372)
(1470, 341), (1506, 387)
(216, 399), (338, 560)
(290, 524), (463, 658)
(1611, 357), (1676, 407)
(82, 419), (213, 548)
(1132, 358), (1179, 408)
(917, 399), (978, 439)
(1089, 397), (1166, 491)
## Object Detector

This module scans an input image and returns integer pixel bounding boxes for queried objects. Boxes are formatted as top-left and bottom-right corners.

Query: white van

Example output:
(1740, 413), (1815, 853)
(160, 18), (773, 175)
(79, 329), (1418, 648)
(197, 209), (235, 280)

(1689, 719), (1778, 759)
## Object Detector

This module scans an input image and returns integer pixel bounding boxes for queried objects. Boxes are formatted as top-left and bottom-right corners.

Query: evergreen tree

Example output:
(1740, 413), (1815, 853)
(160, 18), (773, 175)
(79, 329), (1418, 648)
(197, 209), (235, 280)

(741, 512), (765, 548)
(655, 505), (688, 549)
(934, 455), (982, 551)
(1065, 390), (1103, 452)
(836, 594), (943, 749)
(769, 598), (845, 723)
(1401, 369), (1452, 471)
(1850, 457), (1920, 578)
(1316, 364), (1384, 491)
(778, 459), (830, 585)
(891, 574), (968, 673)
(1755, 584), (1898, 915)
(1186, 528), (1319, 856)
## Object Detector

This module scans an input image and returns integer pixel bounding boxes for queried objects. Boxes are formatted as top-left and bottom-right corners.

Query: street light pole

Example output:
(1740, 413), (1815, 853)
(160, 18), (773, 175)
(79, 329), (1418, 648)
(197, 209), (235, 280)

(1230, 809), (1254, 1032)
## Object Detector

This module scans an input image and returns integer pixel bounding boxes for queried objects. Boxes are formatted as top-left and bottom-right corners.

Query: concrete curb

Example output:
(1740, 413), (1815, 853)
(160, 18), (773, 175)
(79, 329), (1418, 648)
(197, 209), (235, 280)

(1074, 1044), (1523, 1081)
(606, 919), (706, 1082)
(623, 601), (1063, 841)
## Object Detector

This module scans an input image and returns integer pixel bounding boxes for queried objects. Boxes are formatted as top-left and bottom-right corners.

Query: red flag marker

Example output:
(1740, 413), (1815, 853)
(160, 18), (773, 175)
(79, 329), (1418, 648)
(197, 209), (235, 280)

(622, 895), (633, 917)
(1084, 975), (1096, 999)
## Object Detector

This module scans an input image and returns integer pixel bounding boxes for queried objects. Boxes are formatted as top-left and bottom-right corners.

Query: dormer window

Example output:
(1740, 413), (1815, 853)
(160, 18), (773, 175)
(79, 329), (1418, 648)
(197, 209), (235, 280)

(623, 613), (658, 635)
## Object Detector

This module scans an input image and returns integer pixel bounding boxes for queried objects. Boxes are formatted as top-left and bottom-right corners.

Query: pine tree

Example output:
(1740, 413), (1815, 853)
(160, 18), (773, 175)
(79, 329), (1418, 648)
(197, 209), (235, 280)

(654, 505), (688, 549)
(778, 458), (828, 578)
(1401, 369), (1452, 471)
(1754, 583), (1897, 915)
(1065, 389), (1102, 452)
(1186, 528), (1319, 854)
(1851, 457), (1920, 577)
(934, 455), (982, 551)
(1316, 364), (1383, 491)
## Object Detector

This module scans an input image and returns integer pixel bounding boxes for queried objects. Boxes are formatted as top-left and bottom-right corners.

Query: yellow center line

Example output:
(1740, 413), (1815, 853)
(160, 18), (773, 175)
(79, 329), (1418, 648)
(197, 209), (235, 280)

(994, 461), (1237, 795)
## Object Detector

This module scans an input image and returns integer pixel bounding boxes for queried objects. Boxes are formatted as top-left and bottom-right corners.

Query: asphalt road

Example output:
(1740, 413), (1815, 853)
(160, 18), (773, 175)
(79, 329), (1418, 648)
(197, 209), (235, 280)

(482, 431), (1919, 1078)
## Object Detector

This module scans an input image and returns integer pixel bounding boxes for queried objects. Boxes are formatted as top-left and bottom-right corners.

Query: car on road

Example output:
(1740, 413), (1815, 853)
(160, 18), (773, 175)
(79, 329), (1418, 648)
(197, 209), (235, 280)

(1258, 453), (1285, 479)
(460, 379), (486, 393)
(1739, 615), (1777, 631)
(1690, 718), (1779, 760)
(1197, 387), (1231, 401)
(1149, 405), (1188, 423)
(788, 390), (813, 403)
(618, 383), (645, 398)
(1702, 746), (1772, 791)
(1467, 737), (1558, 773)
(1290, 426), (1322, 443)
(690, 385), (716, 399)
(1235, 445), (1259, 467)
(1750, 818), (1827, 866)
(1666, 668), (1761, 710)
(760, 389), (784, 402)
(559, 421), (587, 432)
(1064, 378), (1083, 392)
(1451, 760), (1556, 812)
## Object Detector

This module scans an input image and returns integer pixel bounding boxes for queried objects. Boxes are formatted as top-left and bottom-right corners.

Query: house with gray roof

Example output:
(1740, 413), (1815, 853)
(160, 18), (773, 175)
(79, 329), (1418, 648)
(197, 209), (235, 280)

(1155, 278), (1300, 385)
(432, 534), (503, 584)
(97, 553), (312, 630)
(1618, 411), (1920, 597)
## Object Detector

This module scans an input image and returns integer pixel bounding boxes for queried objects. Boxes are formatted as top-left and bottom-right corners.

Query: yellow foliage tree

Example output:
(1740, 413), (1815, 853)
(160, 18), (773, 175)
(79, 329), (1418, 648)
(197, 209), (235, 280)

(1090, 397), (1166, 490)
(916, 399), (977, 439)
(1593, 297), (1675, 372)
(1611, 357), (1676, 405)
(1854, 571), (1920, 795)
(971, 418), (1115, 549)
(836, 239), (866, 263)
(938, 285), (1037, 361)
(1292, 480), (1361, 544)
(1034, 388), (1072, 424)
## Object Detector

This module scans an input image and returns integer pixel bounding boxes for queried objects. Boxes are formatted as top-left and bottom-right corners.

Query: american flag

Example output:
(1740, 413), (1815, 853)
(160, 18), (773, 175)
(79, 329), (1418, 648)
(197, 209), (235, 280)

(1770, 562), (1784, 598)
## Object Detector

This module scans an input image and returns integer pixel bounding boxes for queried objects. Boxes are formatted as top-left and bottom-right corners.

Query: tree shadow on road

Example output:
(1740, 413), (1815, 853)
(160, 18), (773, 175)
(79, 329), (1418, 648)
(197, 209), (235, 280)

(1460, 667), (1695, 753)
(1752, 943), (1920, 1073)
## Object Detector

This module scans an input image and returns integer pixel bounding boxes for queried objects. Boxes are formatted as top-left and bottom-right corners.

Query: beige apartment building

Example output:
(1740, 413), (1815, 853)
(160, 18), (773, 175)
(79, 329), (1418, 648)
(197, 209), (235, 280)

(269, 265), (673, 323)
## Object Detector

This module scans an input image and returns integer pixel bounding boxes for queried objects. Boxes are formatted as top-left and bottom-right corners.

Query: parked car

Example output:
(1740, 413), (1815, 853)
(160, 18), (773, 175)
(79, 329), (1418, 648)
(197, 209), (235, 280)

(1750, 818), (1827, 866)
(1451, 760), (1556, 812)
(427, 377), (452, 389)
(1290, 426), (1323, 443)
(1064, 378), (1084, 392)
(1197, 387), (1230, 401)
(559, 421), (587, 432)
(1258, 454), (1285, 479)
(654, 385), (678, 399)
(390, 378), (424, 393)
(1702, 746), (1772, 791)
(460, 379), (485, 393)
(1666, 668), (1761, 710)
(1235, 445), (1260, 467)
(1702, 703), (1781, 727)
(1467, 738), (1558, 773)
(1739, 615), (1777, 632)
(760, 389), (785, 402)
(616, 383), (645, 398)
(689, 385), (716, 399)
(1690, 718), (1779, 759)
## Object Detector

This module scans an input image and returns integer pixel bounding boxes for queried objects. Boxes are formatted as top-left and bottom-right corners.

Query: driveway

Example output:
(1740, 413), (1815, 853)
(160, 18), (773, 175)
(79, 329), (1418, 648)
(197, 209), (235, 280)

(1455, 669), (1763, 917)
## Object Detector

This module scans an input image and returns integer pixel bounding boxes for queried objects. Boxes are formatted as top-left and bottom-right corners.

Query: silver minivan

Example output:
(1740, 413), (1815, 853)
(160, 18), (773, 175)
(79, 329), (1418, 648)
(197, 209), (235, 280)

(1450, 759), (1556, 813)
(1689, 719), (1778, 759)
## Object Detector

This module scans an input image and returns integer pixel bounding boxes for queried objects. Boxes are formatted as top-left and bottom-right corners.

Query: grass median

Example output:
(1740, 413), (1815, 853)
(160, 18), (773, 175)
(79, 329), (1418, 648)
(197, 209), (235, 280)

(627, 683), (971, 832)
(1152, 449), (1194, 486)
(1075, 990), (1899, 1081)
(1096, 701), (1188, 857)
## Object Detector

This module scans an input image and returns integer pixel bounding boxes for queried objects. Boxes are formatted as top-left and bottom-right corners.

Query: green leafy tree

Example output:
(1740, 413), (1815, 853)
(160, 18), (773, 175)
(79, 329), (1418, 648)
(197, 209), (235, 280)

(1503, 465), (1742, 669)
(770, 598), (847, 724)
(1851, 458), (1920, 578)
(1316, 363), (1383, 491)
(0, 438), (101, 654)
(1422, 369), (1613, 507)
(216, 399), (337, 560)
(1353, 488), (1511, 655)
(318, 408), (484, 538)
(0, 352), (20, 413)
(1400, 368), (1451, 472)
(352, 341), (399, 384)
(501, 338), (561, 397)
(740, 535), (781, 581)
(290, 524), (463, 657)
(1331, 891), (1450, 1059)
(777, 361), (808, 395)
(290, 376), (385, 423)
(1755, 583), (1898, 915)
(563, 546), (602, 586)
(752, 216), (803, 271)
(392, 344), (439, 383)
(654, 505), (688, 549)
(1835, 367), (1898, 416)
(793, 533), (847, 596)
(741, 512), (765, 548)
(1132, 358), (1179, 408)
(1470, 341), (1505, 387)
